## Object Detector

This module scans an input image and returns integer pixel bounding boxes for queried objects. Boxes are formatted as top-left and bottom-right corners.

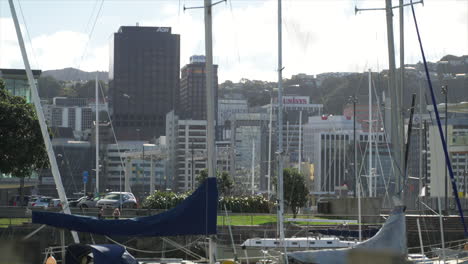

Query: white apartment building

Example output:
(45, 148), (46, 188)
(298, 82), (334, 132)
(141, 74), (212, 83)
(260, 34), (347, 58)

(304, 115), (358, 193)
(105, 141), (167, 194)
(166, 111), (208, 192)
(428, 118), (468, 198)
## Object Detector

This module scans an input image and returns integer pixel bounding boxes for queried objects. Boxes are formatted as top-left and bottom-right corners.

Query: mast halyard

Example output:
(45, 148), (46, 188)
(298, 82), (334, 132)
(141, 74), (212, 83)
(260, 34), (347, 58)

(8, 0), (79, 243)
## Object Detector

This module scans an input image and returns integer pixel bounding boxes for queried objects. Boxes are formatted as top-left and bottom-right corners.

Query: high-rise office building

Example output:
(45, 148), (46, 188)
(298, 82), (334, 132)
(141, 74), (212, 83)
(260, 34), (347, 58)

(109, 26), (180, 141)
(180, 55), (218, 121)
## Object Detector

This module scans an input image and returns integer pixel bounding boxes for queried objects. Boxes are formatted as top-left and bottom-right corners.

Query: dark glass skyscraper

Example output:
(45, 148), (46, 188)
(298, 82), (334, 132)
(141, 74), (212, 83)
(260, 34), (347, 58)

(179, 55), (218, 121)
(109, 26), (180, 140)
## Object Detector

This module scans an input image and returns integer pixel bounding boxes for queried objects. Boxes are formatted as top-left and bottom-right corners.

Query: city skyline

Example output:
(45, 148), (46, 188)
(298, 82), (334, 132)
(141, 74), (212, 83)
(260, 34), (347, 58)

(0, 0), (466, 82)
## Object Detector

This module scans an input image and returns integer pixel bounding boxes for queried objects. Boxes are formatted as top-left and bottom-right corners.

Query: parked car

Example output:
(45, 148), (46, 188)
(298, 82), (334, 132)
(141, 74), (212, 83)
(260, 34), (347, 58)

(96, 192), (138, 209)
(77, 196), (101, 209)
(48, 199), (62, 208)
(28, 196), (53, 209)
(69, 196), (87, 207)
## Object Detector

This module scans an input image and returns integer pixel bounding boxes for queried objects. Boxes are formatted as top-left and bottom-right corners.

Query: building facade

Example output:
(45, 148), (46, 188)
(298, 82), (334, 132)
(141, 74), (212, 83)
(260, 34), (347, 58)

(218, 99), (248, 140)
(47, 97), (94, 139)
(428, 118), (468, 198)
(166, 111), (207, 193)
(105, 141), (167, 195)
(263, 96), (323, 164)
(229, 112), (273, 194)
(180, 55), (219, 123)
(109, 26), (180, 141)
(0, 68), (41, 103)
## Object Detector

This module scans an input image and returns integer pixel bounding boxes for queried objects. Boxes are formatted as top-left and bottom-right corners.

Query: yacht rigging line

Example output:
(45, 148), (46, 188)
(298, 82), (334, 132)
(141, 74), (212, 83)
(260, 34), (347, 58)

(17, 0), (40, 69)
(98, 80), (127, 193)
(77, 0), (105, 70)
(409, 0), (467, 237)
(104, 235), (205, 257)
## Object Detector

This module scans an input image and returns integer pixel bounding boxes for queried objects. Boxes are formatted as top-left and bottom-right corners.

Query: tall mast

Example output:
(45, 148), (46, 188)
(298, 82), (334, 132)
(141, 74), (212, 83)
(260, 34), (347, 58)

(385, 0), (402, 195)
(298, 110), (302, 174)
(204, 0), (215, 180)
(8, 0), (79, 243)
(368, 69), (373, 197)
(204, 1), (216, 264)
(267, 98), (273, 198)
(95, 73), (100, 194)
(277, 0), (287, 262)
(251, 139), (255, 195)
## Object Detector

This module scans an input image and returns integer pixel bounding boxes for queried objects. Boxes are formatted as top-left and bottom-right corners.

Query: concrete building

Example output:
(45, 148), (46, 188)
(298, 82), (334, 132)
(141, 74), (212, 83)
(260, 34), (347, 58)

(428, 118), (468, 198)
(38, 140), (95, 197)
(303, 115), (356, 193)
(47, 97), (94, 140)
(218, 99), (249, 140)
(343, 97), (383, 133)
(166, 111), (207, 192)
(0, 68), (41, 103)
(263, 95), (323, 164)
(105, 141), (167, 196)
(229, 112), (273, 194)
(180, 55), (218, 122)
(110, 26), (180, 141)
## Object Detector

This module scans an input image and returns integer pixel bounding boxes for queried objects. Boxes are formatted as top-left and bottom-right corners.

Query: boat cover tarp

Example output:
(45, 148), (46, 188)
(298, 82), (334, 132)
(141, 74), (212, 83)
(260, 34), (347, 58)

(65, 244), (137, 264)
(288, 206), (406, 264)
(32, 178), (218, 237)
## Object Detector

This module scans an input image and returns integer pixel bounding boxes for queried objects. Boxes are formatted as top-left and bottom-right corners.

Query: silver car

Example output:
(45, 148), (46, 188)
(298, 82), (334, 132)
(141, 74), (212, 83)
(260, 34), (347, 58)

(28, 196), (53, 209)
(96, 192), (138, 209)
(77, 196), (101, 209)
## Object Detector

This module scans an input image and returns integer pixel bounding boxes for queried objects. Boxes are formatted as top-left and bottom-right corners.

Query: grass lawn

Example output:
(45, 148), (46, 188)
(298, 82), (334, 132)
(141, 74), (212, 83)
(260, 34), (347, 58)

(0, 218), (30, 228)
(217, 214), (350, 226)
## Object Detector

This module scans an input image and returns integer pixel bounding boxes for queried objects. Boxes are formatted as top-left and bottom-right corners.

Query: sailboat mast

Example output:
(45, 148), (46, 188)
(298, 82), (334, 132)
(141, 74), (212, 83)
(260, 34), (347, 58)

(251, 139), (255, 195)
(385, 0), (402, 195)
(95, 73), (100, 194)
(267, 98), (273, 198)
(204, 0), (215, 180)
(368, 69), (373, 197)
(277, 0), (288, 262)
(298, 110), (302, 174)
(8, 0), (79, 243)
(204, 1), (216, 264)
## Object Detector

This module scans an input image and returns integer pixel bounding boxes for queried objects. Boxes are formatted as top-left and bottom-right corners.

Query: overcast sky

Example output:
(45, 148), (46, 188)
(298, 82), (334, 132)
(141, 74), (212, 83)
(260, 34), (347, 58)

(0, 0), (466, 82)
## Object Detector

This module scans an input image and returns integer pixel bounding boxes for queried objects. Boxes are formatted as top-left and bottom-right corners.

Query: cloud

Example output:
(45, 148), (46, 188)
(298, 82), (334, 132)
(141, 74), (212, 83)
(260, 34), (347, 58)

(0, 17), (108, 72)
(1, 0), (466, 81)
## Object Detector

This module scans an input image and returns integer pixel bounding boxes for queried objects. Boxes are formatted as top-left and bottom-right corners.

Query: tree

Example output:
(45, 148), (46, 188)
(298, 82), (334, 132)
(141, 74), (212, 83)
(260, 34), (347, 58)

(196, 169), (233, 196)
(283, 168), (308, 218)
(0, 79), (48, 205)
(37, 76), (61, 99)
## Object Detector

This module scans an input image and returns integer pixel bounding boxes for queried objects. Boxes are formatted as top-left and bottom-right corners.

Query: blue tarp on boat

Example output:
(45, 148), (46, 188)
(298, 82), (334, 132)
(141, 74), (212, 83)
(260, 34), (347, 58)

(32, 178), (218, 237)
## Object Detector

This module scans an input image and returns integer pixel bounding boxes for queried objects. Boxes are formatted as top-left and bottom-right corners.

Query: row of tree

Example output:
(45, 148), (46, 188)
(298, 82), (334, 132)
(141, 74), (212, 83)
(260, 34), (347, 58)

(37, 76), (108, 99)
(143, 167), (308, 217)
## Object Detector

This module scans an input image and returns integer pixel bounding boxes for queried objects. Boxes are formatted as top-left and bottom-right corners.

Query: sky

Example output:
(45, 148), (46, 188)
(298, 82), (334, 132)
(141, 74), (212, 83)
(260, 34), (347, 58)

(0, 0), (467, 82)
